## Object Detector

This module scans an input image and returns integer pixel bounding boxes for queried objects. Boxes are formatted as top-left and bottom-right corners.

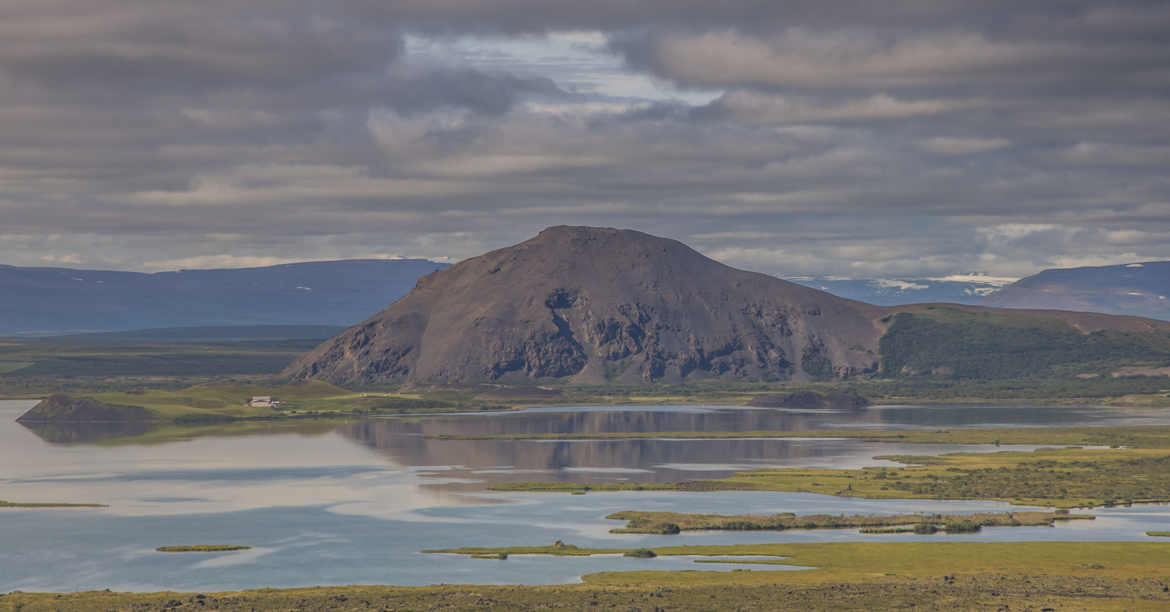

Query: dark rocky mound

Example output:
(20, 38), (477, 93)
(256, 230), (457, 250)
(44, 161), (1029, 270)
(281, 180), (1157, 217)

(747, 390), (870, 410)
(16, 394), (152, 423)
(287, 226), (1170, 386)
(285, 226), (886, 385)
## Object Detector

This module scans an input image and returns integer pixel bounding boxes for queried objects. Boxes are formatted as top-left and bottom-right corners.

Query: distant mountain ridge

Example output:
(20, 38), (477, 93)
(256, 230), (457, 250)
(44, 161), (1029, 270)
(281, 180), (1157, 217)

(981, 261), (1170, 321)
(0, 259), (447, 336)
(287, 226), (1170, 385)
(788, 276), (1007, 306)
(793, 263), (1170, 323)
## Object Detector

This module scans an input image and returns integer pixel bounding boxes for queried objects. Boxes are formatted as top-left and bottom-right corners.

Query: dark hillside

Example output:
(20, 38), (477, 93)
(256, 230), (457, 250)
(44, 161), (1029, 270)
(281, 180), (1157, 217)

(288, 227), (1170, 385)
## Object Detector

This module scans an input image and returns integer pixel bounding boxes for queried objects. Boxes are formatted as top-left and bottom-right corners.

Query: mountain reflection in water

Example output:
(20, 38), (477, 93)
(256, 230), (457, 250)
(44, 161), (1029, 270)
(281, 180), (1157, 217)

(20, 402), (1170, 490)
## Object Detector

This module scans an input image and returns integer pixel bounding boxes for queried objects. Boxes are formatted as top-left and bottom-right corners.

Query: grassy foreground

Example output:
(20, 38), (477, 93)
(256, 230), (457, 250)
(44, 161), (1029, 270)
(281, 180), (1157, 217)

(9, 542), (1170, 610)
(493, 445), (1170, 508)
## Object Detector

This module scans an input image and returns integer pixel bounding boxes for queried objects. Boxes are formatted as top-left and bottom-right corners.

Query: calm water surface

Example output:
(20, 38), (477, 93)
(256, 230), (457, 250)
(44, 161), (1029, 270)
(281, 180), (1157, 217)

(3, 399), (1169, 592)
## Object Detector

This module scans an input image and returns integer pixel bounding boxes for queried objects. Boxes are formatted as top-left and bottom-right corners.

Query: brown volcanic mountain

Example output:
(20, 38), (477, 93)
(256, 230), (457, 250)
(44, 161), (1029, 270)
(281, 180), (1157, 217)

(286, 226), (1170, 385)
(286, 226), (886, 384)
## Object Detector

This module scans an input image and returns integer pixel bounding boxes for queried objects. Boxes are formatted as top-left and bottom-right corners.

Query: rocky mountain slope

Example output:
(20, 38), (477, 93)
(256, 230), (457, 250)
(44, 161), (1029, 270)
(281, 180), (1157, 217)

(981, 261), (1170, 321)
(287, 226), (887, 385)
(287, 227), (1170, 385)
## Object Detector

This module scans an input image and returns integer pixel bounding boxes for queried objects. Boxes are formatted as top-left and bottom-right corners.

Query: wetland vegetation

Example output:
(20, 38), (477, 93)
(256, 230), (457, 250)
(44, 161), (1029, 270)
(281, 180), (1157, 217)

(13, 381), (514, 424)
(10, 542), (1170, 610)
(6, 336), (1170, 609)
(604, 510), (1091, 534)
(428, 424), (1170, 446)
(493, 444), (1170, 508)
(0, 500), (106, 508)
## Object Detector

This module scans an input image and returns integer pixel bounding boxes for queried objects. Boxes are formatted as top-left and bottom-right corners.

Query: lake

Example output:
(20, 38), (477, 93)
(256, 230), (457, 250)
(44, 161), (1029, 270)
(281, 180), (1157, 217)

(3, 399), (1170, 592)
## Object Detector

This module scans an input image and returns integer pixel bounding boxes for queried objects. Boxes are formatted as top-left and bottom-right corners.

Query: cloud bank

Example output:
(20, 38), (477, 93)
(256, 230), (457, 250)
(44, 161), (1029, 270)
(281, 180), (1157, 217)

(1, 0), (1168, 279)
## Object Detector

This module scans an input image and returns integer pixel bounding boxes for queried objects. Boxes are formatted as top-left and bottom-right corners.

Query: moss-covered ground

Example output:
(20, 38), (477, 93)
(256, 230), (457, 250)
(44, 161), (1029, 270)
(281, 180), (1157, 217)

(0, 500), (106, 508)
(604, 509), (1090, 534)
(493, 445), (1170, 508)
(19, 381), (513, 424)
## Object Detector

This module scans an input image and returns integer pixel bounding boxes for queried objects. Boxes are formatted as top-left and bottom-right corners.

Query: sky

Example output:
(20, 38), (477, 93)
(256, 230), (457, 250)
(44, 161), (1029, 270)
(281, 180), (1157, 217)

(2, 1), (1169, 280)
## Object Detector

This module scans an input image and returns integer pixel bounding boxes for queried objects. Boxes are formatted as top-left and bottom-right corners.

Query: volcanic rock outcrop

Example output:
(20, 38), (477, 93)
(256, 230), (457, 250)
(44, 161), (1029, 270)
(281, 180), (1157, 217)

(17, 394), (151, 423)
(286, 226), (1170, 386)
(285, 226), (886, 385)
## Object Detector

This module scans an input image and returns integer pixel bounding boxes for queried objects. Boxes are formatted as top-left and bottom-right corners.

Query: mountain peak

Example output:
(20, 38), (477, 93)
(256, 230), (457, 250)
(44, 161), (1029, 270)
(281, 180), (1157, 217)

(286, 228), (1170, 386)
(286, 227), (885, 385)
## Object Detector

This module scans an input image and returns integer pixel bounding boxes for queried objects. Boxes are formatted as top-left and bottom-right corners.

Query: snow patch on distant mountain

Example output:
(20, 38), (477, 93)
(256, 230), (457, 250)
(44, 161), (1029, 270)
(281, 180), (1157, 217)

(787, 275), (1007, 306)
(873, 279), (930, 291)
(925, 274), (1018, 286)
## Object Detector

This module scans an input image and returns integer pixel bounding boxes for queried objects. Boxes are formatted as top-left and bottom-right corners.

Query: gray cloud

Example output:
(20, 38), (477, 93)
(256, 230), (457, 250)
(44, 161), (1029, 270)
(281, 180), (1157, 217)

(1, 0), (1169, 280)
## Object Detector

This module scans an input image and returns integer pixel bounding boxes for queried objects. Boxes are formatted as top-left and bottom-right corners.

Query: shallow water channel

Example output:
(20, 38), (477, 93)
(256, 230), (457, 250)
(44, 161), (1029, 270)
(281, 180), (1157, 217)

(3, 399), (1170, 592)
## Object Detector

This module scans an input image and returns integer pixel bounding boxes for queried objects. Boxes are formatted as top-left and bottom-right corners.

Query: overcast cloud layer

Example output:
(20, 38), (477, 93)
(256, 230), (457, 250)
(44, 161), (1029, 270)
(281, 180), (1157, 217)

(2, 1), (1169, 278)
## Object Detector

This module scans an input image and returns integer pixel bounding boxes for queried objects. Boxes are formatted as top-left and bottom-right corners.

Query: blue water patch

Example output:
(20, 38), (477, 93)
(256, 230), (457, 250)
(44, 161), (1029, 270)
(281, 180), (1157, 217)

(5, 399), (1170, 592)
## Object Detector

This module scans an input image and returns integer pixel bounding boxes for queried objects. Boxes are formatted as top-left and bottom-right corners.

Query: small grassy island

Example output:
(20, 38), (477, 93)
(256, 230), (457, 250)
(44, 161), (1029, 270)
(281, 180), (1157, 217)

(156, 545), (252, 553)
(0, 500), (107, 509)
(605, 510), (1090, 534)
(12, 382), (516, 427)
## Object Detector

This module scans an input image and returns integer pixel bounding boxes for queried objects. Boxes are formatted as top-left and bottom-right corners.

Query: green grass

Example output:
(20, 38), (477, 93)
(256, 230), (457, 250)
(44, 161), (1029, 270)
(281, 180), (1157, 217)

(155, 545), (251, 553)
(0, 336), (322, 398)
(604, 510), (1091, 534)
(493, 446), (1170, 508)
(0, 338), (318, 378)
(1148, 532), (1170, 537)
(8, 542), (1170, 610)
(0, 500), (106, 508)
(431, 541), (1170, 583)
(469, 552), (509, 560)
(25, 381), (515, 424)
(0, 361), (32, 374)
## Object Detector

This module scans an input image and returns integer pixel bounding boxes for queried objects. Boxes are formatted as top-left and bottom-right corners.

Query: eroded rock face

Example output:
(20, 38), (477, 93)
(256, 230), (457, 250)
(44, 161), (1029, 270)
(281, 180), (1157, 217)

(16, 394), (151, 422)
(285, 226), (886, 385)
